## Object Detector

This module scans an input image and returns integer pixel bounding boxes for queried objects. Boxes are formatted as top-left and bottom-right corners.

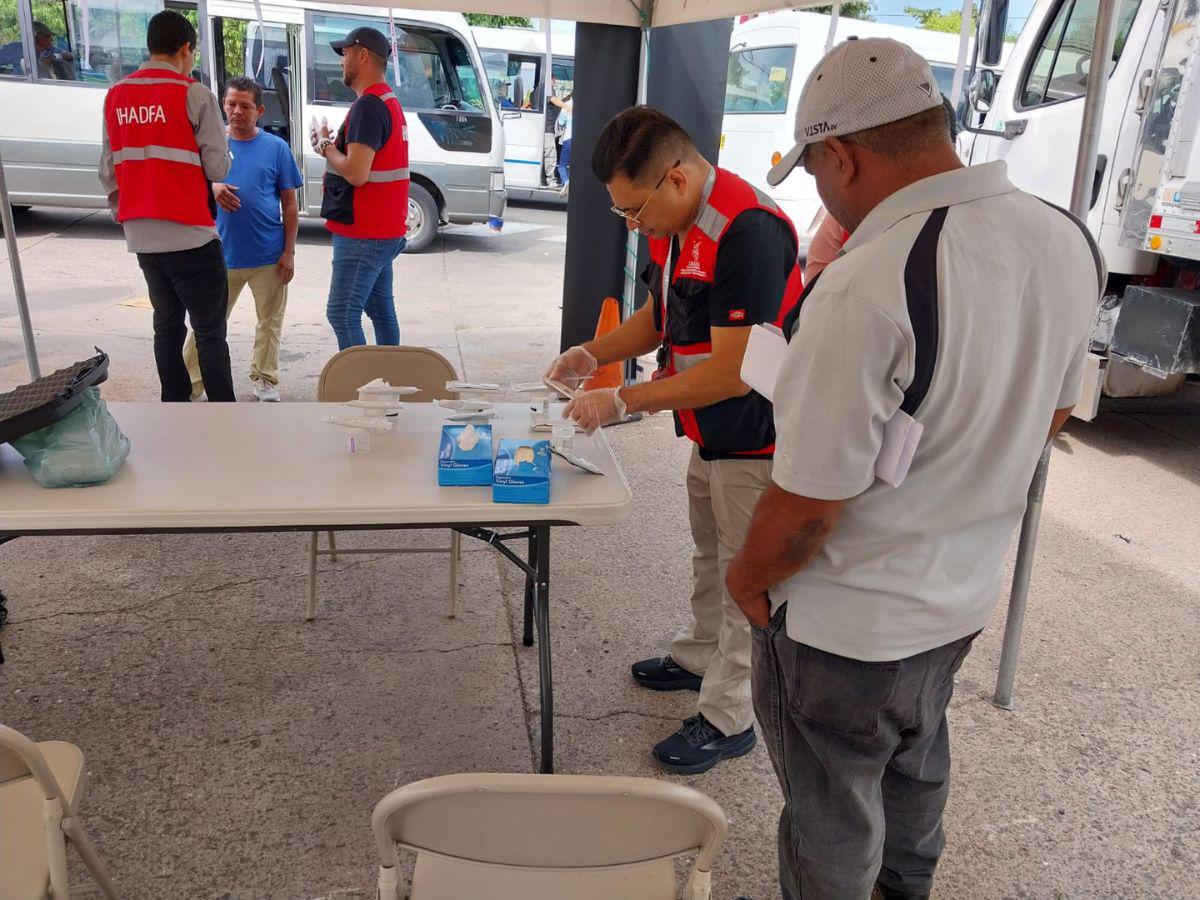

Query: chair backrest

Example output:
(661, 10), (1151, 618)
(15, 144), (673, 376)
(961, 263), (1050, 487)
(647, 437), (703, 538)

(0, 724), (64, 803)
(317, 346), (459, 403)
(372, 773), (727, 872)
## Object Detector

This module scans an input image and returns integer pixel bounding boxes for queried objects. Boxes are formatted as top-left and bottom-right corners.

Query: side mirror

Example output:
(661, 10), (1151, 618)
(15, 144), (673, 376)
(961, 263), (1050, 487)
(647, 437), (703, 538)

(978, 0), (1009, 68)
(969, 68), (999, 114)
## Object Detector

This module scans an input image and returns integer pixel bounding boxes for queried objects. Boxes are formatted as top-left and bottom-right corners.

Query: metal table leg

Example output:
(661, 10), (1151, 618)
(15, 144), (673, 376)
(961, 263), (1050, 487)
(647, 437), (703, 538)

(993, 445), (1052, 710)
(533, 525), (554, 773)
(523, 530), (537, 647)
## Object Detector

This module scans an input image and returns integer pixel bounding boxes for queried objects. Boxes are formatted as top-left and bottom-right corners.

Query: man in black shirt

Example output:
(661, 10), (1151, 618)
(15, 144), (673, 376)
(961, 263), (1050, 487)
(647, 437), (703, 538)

(311, 26), (410, 349)
(547, 106), (801, 774)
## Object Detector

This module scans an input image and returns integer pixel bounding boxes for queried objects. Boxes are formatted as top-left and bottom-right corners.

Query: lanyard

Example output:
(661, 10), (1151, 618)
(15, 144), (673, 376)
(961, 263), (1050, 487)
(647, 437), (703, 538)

(660, 239), (674, 335)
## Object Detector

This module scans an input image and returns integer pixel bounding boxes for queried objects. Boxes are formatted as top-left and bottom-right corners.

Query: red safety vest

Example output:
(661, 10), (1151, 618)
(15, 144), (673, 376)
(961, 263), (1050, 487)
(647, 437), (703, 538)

(647, 167), (803, 458)
(325, 82), (410, 240)
(103, 67), (213, 227)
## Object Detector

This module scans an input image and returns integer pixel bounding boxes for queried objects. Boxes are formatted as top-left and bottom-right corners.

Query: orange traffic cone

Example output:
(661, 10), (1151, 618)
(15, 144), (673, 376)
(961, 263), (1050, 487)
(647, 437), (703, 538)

(588, 297), (623, 389)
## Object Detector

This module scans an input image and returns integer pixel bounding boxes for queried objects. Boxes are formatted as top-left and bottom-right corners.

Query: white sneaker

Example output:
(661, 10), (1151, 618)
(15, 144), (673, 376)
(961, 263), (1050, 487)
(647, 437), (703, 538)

(253, 379), (281, 402)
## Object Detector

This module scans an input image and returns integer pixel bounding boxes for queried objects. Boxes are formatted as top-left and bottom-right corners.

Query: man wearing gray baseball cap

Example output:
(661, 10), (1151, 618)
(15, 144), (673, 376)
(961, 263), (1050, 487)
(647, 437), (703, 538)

(725, 37), (1101, 899)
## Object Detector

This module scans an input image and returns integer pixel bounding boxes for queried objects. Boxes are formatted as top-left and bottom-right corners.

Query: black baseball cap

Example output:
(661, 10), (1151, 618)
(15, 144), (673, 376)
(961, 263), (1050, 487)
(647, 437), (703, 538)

(330, 27), (390, 60)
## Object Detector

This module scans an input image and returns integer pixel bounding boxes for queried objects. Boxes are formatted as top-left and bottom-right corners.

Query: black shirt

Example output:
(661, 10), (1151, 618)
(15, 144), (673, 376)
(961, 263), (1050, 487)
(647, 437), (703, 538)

(338, 93), (392, 151)
(646, 208), (799, 460)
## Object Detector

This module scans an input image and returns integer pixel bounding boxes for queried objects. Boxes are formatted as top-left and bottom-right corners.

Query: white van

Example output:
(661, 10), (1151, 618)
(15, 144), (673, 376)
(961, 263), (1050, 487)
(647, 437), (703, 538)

(719, 10), (1006, 250)
(471, 24), (575, 198)
(0, 0), (505, 252)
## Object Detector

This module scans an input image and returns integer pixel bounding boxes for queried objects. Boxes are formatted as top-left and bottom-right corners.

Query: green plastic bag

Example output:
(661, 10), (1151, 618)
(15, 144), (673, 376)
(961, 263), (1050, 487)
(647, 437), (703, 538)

(10, 387), (130, 488)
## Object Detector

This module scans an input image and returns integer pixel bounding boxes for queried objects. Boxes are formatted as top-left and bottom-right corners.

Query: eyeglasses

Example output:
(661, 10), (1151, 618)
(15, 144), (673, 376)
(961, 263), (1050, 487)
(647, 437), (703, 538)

(610, 158), (681, 224)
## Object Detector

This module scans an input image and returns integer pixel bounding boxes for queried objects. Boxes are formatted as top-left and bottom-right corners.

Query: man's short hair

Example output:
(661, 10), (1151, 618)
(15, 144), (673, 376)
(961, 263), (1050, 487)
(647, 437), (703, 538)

(147, 10), (197, 56)
(225, 75), (262, 106)
(592, 106), (696, 185)
(841, 105), (951, 160)
(32, 21), (52, 37)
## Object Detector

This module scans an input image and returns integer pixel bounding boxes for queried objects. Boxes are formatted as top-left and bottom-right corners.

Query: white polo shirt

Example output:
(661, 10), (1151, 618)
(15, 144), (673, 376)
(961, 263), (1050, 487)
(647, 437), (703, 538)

(771, 161), (1100, 661)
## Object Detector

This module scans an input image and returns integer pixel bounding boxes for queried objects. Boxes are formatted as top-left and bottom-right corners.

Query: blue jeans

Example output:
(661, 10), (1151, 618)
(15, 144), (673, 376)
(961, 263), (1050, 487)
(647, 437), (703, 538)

(326, 234), (406, 350)
(557, 138), (571, 186)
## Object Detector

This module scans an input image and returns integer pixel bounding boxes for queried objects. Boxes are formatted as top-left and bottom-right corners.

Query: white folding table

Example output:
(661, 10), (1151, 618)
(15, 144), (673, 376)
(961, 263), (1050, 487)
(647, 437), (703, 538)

(0, 402), (633, 772)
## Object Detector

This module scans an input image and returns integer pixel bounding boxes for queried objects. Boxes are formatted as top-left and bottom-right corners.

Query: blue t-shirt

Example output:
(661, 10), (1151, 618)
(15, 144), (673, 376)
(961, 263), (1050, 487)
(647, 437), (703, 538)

(217, 130), (304, 270)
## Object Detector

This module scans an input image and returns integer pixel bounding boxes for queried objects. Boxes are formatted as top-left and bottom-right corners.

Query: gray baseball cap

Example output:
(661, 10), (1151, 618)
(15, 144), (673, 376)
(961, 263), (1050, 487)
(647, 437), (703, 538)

(767, 37), (942, 186)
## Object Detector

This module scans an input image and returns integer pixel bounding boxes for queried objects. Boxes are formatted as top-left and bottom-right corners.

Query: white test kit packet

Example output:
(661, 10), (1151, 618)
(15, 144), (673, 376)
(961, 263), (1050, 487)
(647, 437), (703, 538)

(740, 323), (923, 487)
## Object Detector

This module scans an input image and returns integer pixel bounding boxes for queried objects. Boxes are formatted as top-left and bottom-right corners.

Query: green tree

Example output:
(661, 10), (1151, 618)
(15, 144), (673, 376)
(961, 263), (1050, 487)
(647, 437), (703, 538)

(904, 5), (976, 34)
(906, 4), (1022, 41)
(464, 15), (533, 28)
(811, 2), (875, 21)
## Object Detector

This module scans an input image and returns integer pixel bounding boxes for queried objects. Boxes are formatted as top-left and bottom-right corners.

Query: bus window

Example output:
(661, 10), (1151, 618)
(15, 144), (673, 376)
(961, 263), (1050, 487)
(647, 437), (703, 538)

(930, 64), (956, 98)
(308, 13), (492, 153)
(309, 13), (483, 112)
(482, 50), (542, 111)
(547, 57), (573, 132)
(213, 17), (291, 142)
(53, 0), (159, 84)
(0, 0), (28, 78)
(725, 45), (795, 113)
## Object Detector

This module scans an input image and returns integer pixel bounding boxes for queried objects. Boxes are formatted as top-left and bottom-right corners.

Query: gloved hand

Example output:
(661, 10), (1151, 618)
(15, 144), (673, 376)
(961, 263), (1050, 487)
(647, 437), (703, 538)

(545, 345), (597, 390)
(563, 387), (626, 435)
(309, 116), (332, 152)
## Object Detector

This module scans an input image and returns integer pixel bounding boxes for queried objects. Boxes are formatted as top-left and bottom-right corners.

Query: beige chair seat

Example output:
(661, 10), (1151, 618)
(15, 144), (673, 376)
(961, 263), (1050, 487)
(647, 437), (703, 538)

(0, 741), (85, 899)
(411, 853), (677, 899)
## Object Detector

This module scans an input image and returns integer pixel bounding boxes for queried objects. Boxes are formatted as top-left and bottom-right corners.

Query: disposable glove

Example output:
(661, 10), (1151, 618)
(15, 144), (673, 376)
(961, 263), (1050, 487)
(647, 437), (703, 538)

(563, 387), (626, 435)
(545, 345), (597, 390)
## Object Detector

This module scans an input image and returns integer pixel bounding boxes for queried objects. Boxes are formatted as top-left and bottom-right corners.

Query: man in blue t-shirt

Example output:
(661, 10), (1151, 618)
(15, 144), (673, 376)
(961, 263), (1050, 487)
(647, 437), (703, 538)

(184, 76), (303, 401)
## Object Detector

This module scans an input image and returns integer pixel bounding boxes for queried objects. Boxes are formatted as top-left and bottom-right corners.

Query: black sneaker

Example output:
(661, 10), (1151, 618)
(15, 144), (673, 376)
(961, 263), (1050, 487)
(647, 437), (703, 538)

(631, 655), (703, 692)
(652, 714), (757, 774)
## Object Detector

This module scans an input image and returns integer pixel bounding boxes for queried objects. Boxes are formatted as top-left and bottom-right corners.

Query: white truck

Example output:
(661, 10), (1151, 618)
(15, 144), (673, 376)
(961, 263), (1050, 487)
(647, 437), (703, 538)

(720, 10), (1008, 253)
(962, 0), (1200, 411)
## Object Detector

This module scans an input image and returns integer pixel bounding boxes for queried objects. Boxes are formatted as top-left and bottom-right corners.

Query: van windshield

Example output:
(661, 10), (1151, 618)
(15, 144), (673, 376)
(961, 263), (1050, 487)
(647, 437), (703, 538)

(725, 45), (795, 113)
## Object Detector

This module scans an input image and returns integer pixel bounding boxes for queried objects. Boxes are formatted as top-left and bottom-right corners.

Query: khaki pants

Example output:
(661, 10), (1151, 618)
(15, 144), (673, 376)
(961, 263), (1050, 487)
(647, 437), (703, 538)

(184, 263), (287, 395)
(669, 443), (773, 737)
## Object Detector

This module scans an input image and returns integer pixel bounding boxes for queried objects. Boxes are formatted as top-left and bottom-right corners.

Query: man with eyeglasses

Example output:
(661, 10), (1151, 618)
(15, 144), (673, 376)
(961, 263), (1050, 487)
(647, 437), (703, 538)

(546, 105), (803, 774)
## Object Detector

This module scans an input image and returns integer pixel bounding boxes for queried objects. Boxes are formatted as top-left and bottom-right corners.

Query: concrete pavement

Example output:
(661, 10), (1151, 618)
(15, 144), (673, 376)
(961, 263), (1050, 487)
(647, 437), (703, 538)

(1, 206), (1198, 898)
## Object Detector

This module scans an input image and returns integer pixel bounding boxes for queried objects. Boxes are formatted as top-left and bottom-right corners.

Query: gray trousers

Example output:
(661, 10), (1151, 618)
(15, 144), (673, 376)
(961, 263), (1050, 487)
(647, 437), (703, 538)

(752, 604), (978, 900)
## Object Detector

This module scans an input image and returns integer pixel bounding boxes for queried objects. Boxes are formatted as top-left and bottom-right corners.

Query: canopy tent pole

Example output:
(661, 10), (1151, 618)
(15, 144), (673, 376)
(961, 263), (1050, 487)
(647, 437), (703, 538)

(993, 0), (1120, 709)
(543, 7), (553, 187)
(0, 144), (40, 381)
(824, 0), (841, 51)
(949, 0), (973, 109)
(619, 2), (654, 348)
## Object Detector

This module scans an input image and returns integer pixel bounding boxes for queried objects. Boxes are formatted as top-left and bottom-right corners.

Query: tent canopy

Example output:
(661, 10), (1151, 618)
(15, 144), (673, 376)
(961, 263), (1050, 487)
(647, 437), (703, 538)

(323, 0), (830, 29)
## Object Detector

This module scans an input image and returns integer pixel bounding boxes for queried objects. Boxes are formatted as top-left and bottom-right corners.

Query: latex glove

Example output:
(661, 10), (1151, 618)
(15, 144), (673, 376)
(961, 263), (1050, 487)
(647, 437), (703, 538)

(309, 116), (332, 151)
(545, 345), (597, 390)
(212, 182), (240, 212)
(563, 387), (626, 435)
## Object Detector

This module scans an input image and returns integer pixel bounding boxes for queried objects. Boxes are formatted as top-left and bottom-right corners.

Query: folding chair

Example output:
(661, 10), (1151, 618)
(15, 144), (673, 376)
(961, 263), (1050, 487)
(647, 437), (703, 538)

(371, 773), (728, 900)
(309, 347), (461, 621)
(0, 723), (120, 899)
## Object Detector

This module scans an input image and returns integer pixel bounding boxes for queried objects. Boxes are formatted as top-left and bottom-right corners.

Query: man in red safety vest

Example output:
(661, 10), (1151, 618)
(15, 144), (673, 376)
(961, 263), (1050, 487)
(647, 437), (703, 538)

(99, 9), (234, 402)
(547, 106), (802, 774)
(310, 26), (410, 351)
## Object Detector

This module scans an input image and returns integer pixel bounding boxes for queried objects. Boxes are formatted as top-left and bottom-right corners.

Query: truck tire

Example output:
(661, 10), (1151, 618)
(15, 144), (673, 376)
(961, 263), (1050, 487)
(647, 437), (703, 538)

(404, 183), (439, 253)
